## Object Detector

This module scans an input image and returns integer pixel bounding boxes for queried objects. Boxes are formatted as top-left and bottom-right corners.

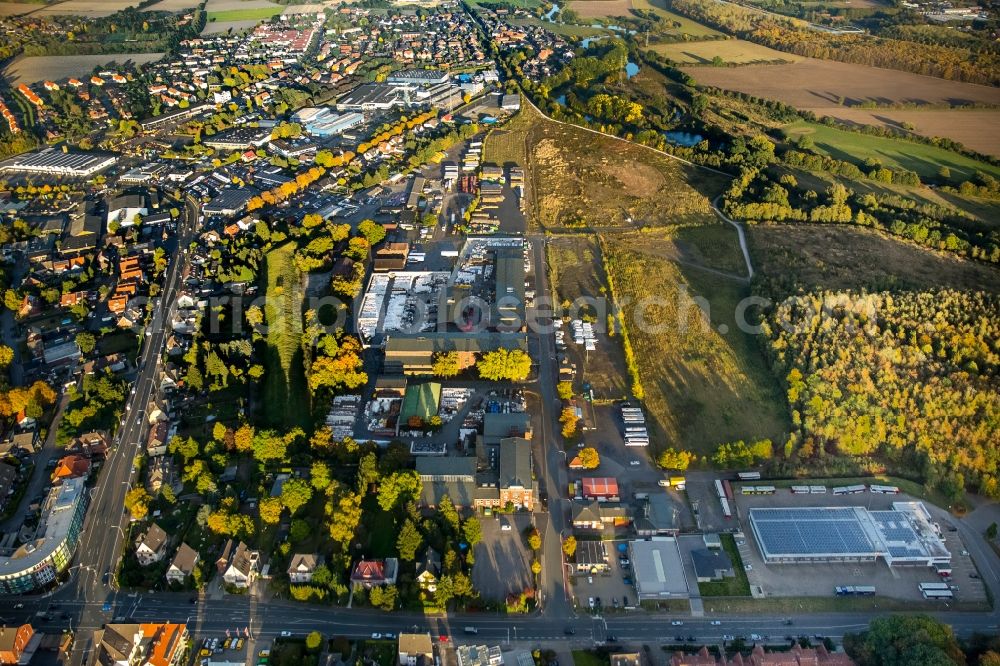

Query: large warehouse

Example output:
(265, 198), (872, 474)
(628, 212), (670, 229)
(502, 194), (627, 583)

(749, 502), (951, 567)
(628, 537), (690, 600)
(0, 147), (116, 177)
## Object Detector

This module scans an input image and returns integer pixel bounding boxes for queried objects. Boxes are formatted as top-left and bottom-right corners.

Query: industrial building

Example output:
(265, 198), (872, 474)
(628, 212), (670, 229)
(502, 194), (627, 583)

(0, 148), (116, 177)
(388, 68), (451, 85)
(291, 107), (365, 137)
(628, 536), (690, 600)
(748, 502), (951, 567)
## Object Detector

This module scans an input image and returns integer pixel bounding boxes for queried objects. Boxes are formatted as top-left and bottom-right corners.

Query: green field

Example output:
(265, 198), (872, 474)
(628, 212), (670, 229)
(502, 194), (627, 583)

(261, 242), (311, 430)
(206, 6), (283, 21)
(783, 121), (1000, 182)
(511, 16), (608, 37)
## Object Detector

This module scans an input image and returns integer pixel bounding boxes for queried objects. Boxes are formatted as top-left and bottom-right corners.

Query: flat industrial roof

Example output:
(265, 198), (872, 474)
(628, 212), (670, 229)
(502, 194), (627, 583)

(749, 503), (950, 565)
(629, 537), (689, 598)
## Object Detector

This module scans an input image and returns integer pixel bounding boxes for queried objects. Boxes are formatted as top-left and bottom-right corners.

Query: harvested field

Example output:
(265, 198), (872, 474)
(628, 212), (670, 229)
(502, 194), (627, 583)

(651, 39), (800, 65)
(146, 0), (198, 9)
(604, 230), (788, 455)
(499, 101), (728, 229)
(685, 58), (1000, 153)
(34, 0), (135, 16)
(683, 58), (1000, 108)
(567, 0), (632, 18)
(0, 2), (36, 16)
(5, 53), (165, 85)
(202, 18), (260, 33)
(282, 2), (329, 13)
(804, 108), (1000, 158)
(748, 224), (1000, 294)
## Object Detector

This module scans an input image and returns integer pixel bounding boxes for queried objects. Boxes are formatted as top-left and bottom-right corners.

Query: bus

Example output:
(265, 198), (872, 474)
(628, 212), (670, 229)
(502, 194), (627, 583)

(742, 486), (776, 495)
(715, 479), (726, 499)
(723, 480), (734, 501)
(720, 496), (732, 518)
(869, 484), (900, 494)
(919, 582), (950, 592)
(737, 472), (761, 481)
(833, 485), (866, 495)
(669, 476), (686, 489)
(809, 485), (827, 494)
(791, 485), (811, 494)
(835, 586), (876, 596)
(922, 589), (954, 600)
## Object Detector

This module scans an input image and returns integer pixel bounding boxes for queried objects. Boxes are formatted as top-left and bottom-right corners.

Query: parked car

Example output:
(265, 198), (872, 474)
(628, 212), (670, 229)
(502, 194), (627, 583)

(370, 633), (382, 640)
(710, 621), (722, 626)
(280, 631), (292, 638)
(671, 621), (684, 626)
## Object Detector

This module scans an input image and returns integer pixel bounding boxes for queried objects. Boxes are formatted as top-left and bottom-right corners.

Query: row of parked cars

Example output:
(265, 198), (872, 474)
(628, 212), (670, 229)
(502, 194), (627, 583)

(198, 636), (244, 658)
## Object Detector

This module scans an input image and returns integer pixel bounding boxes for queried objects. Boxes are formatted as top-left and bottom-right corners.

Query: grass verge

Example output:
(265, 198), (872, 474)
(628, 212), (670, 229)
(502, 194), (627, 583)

(699, 533), (751, 597)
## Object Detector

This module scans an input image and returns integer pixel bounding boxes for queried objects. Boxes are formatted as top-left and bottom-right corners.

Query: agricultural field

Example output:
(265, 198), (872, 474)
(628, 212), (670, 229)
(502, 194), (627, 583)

(0, 2), (36, 16)
(748, 224), (1000, 294)
(683, 58), (1000, 108)
(33, 0), (135, 16)
(650, 38), (800, 65)
(630, 0), (722, 37)
(146, 0), (198, 10)
(511, 16), (607, 37)
(495, 101), (728, 229)
(603, 229), (789, 455)
(804, 108), (1000, 158)
(4, 53), (166, 85)
(566, 0), (633, 18)
(684, 58), (1000, 151)
(782, 120), (1000, 182)
(205, 0), (282, 22)
(202, 18), (260, 33)
(261, 242), (311, 430)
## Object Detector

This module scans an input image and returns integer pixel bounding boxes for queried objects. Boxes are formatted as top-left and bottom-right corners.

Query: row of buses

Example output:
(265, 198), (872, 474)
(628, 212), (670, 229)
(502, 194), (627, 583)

(919, 582), (955, 599)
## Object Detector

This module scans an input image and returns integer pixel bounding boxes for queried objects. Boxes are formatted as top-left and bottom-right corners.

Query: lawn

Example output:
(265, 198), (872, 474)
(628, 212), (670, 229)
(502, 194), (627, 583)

(572, 651), (610, 666)
(511, 17), (608, 37)
(782, 120), (1000, 182)
(603, 231), (789, 455)
(260, 242), (311, 430)
(206, 6), (283, 21)
(698, 534), (751, 597)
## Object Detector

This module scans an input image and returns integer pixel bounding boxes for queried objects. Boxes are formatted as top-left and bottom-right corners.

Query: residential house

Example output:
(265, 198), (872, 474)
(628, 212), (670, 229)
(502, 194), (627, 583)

(415, 547), (440, 593)
(350, 558), (398, 589)
(165, 543), (199, 586)
(146, 421), (171, 457)
(9, 430), (39, 454)
(51, 454), (91, 483)
(610, 654), (642, 666)
(571, 500), (630, 530)
(91, 623), (188, 666)
(397, 633), (433, 666)
(218, 540), (260, 588)
(287, 553), (321, 584)
(667, 644), (856, 666)
(0, 624), (34, 665)
(145, 456), (177, 495)
(135, 523), (169, 567)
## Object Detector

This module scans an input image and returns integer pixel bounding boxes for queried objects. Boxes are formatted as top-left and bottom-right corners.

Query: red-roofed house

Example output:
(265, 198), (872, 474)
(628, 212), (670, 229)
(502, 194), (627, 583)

(51, 454), (91, 482)
(581, 477), (620, 500)
(350, 558), (398, 589)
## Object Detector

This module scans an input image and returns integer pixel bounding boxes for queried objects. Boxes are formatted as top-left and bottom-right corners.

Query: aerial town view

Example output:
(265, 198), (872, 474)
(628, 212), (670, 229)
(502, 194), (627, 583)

(0, 0), (997, 664)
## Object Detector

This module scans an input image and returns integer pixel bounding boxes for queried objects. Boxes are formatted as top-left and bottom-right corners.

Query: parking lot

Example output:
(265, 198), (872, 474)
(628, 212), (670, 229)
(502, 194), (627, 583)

(571, 539), (638, 613)
(733, 489), (988, 604)
(472, 512), (534, 601)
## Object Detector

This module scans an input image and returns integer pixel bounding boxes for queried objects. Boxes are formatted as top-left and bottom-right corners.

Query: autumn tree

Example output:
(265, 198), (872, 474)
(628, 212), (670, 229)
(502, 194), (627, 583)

(562, 535), (577, 558)
(557, 381), (574, 400)
(658, 448), (694, 471)
(259, 497), (284, 524)
(578, 446), (599, 469)
(477, 348), (532, 381)
(559, 406), (579, 439)
(124, 487), (151, 520)
(280, 478), (313, 515)
(432, 351), (462, 378)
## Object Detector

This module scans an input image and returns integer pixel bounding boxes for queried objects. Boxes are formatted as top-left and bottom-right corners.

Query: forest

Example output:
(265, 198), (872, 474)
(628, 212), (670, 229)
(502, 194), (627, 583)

(760, 289), (1000, 501)
(667, 0), (1000, 85)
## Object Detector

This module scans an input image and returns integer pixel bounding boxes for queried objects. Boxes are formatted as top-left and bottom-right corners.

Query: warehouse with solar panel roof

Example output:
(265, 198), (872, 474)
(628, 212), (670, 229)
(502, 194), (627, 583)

(749, 501), (951, 567)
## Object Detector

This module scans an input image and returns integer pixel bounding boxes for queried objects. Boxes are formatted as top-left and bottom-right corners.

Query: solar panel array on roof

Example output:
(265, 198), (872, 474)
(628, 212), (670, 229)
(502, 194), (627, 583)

(753, 514), (876, 557)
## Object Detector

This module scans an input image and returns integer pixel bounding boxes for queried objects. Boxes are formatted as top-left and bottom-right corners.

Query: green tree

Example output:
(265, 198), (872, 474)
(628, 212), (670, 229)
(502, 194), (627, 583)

(75, 332), (96, 354)
(376, 470), (422, 511)
(477, 349), (532, 381)
(438, 494), (460, 532)
(462, 516), (482, 547)
(280, 478), (314, 515)
(259, 497), (284, 525)
(657, 448), (694, 471)
(987, 522), (998, 540)
(357, 219), (386, 245)
(845, 615), (964, 666)
(397, 519), (423, 561)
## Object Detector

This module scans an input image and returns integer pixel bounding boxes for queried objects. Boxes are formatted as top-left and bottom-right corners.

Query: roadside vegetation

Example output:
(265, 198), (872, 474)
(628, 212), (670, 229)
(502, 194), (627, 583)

(261, 242), (310, 430)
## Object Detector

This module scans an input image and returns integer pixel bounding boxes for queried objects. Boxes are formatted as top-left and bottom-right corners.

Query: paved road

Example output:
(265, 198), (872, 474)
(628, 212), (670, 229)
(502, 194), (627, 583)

(55, 195), (198, 666)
